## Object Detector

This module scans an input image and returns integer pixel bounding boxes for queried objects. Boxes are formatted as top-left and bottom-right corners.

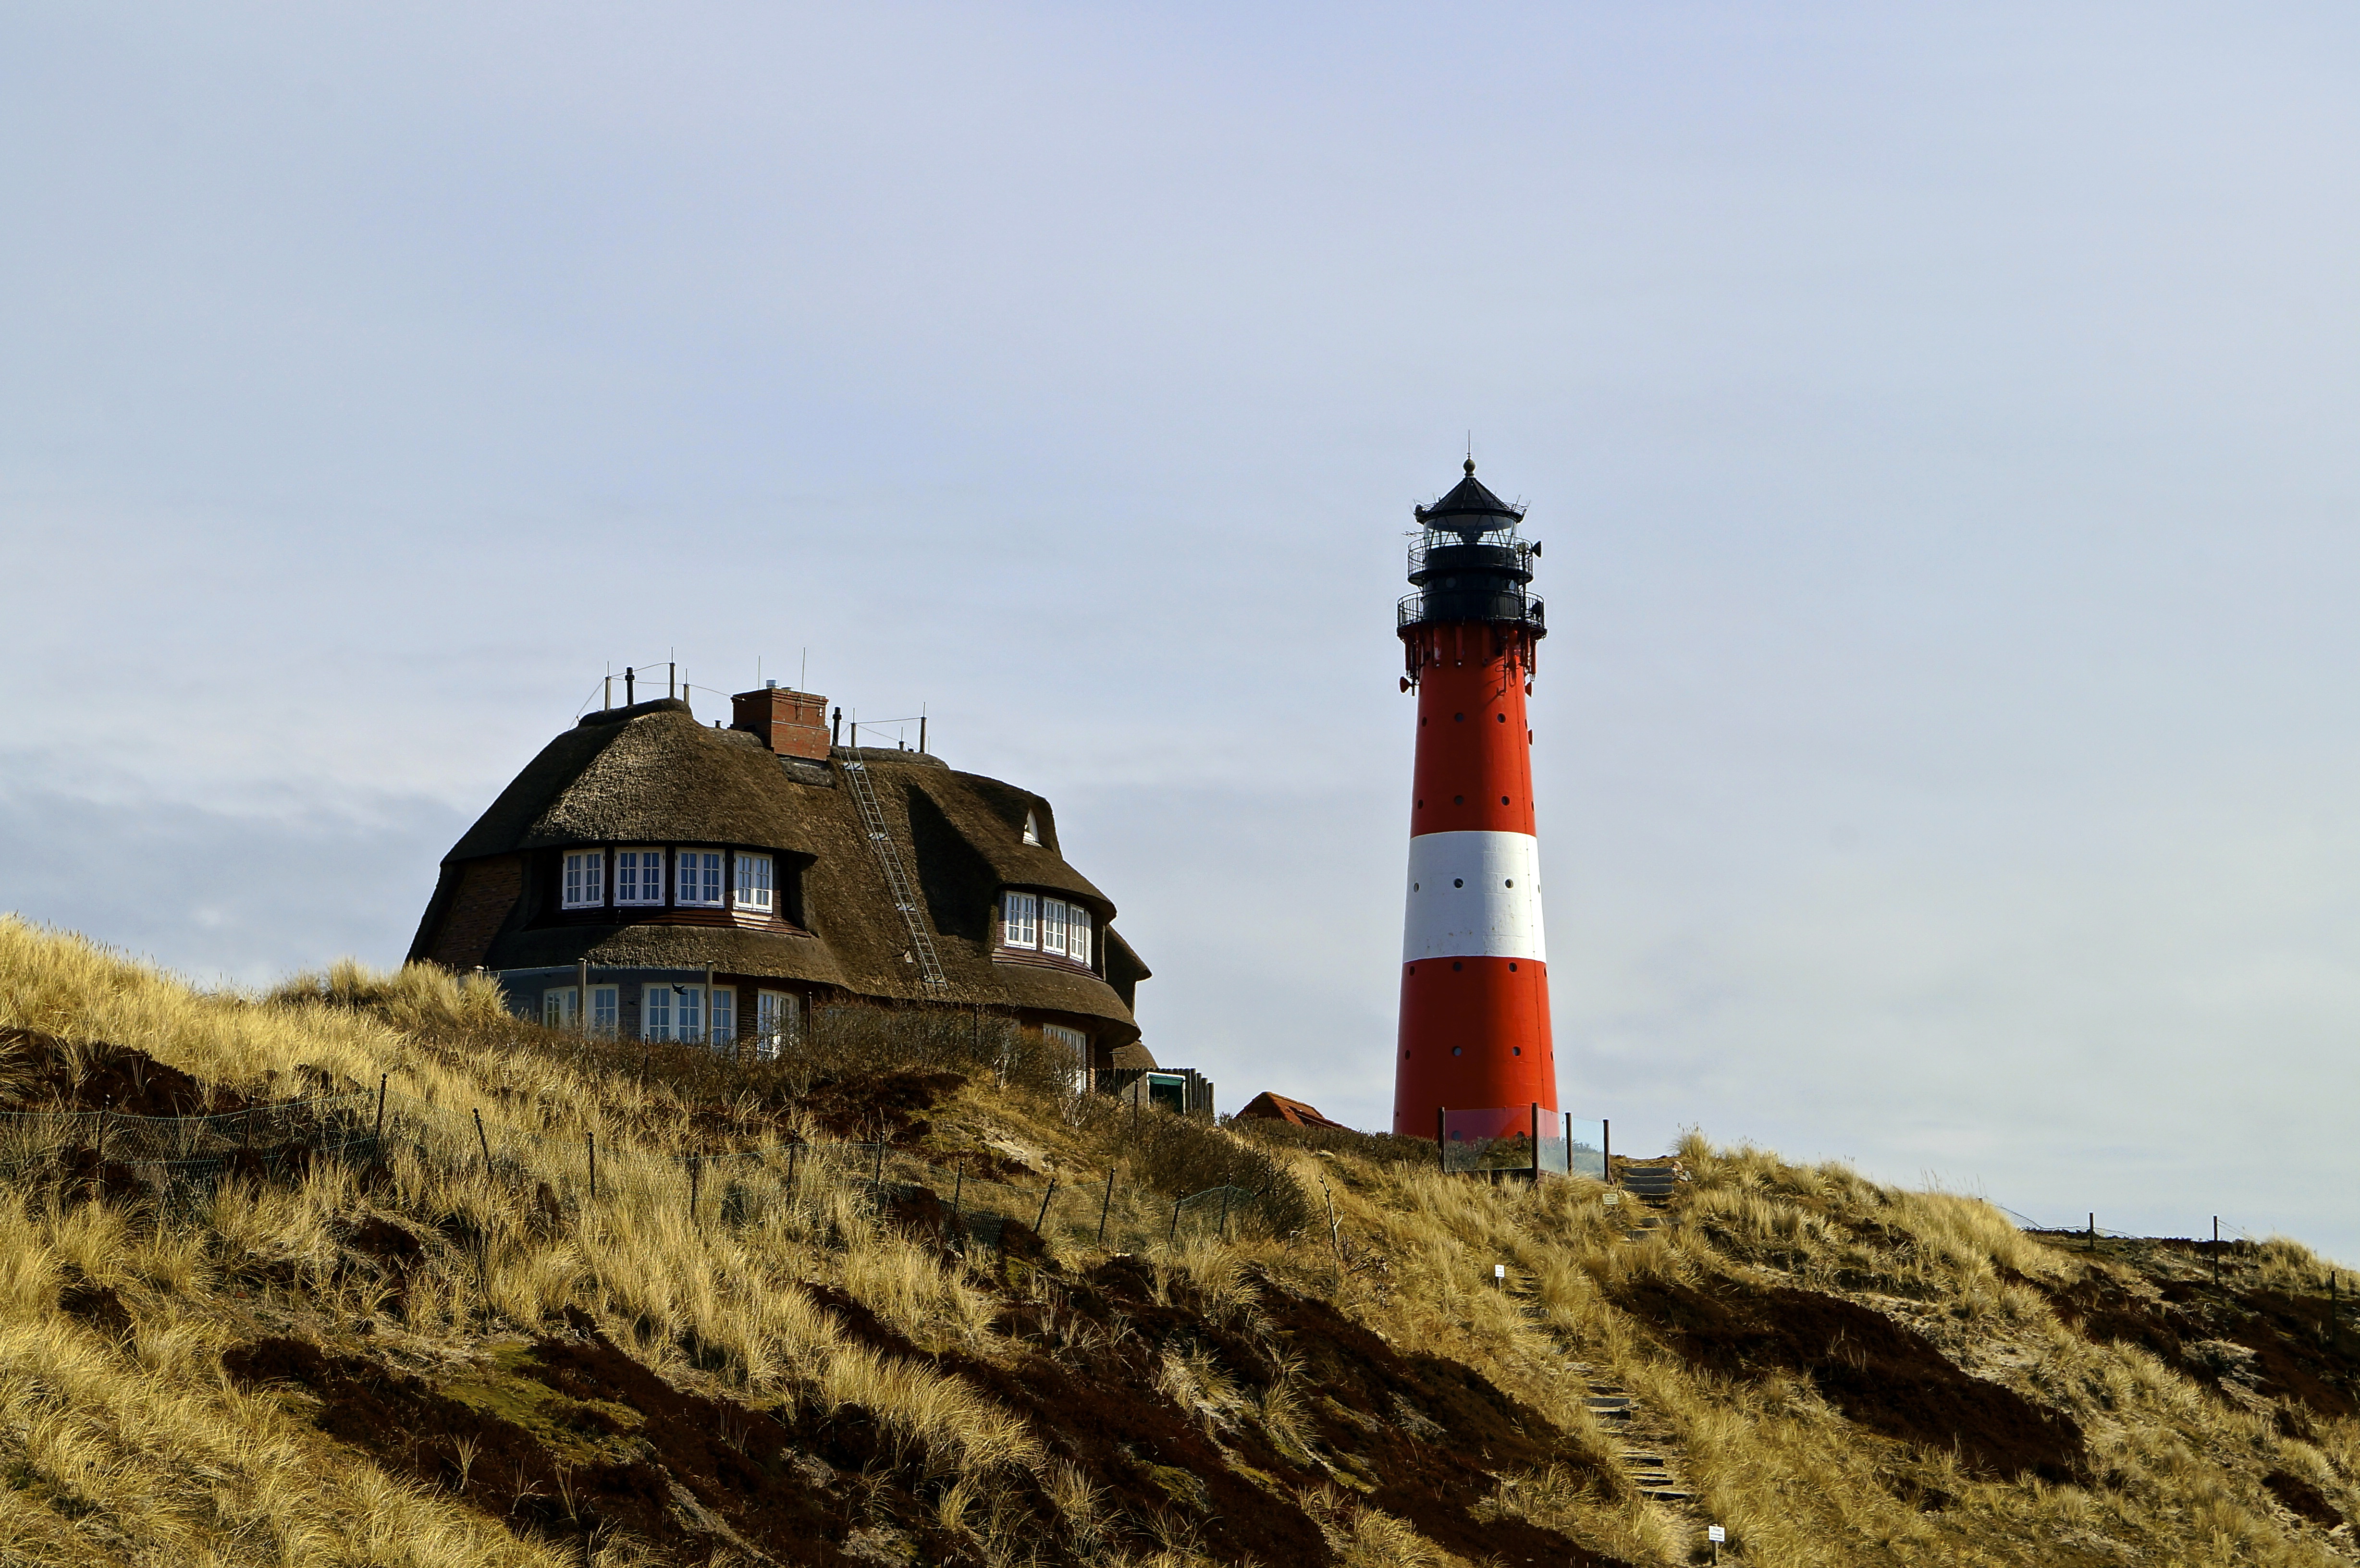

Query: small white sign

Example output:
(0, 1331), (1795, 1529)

(1603, 1192), (1622, 1205)
(1707, 1525), (1726, 1543)
(1493, 1263), (1506, 1280)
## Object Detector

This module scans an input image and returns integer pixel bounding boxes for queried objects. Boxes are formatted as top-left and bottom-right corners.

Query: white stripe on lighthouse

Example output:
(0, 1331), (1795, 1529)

(1401, 831), (1546, 963)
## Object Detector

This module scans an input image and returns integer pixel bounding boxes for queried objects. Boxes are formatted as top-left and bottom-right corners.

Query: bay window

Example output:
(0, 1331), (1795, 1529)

(734, 852), (774, 911)
(677, 850), (725, 907)
(1041, 897), (1068, 957)
(1002, 891), (1038, 949)
(615, 848), (665, 906)
(561, 851), (604, 909)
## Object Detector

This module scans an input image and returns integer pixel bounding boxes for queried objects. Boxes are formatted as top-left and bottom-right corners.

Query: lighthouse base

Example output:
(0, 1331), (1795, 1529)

(1392, 956), (1556, 1136)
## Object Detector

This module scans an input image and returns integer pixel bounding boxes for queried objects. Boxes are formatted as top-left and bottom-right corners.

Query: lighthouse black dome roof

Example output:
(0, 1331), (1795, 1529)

(1415, 458), (1525, 535)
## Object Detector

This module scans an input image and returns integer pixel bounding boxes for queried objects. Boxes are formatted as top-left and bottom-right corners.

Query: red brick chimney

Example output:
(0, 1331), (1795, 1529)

(732, 685), (831, 760)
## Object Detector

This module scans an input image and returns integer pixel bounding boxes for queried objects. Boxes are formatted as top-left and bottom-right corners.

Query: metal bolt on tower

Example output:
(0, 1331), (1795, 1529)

(1393, 457), (1557, 1136)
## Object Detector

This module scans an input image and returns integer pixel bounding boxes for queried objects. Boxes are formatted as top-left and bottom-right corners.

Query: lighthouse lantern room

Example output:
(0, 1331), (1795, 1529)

(1393, 459), (1556, 1137)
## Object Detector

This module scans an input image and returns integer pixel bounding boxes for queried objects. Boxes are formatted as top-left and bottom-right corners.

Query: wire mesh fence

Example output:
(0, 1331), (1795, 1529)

(0, 1092), (386, 1202)
(0, 1083), (1303, 1253)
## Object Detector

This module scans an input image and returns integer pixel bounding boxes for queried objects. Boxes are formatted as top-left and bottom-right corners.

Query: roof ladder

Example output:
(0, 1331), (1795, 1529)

(837, 757), (950, 990)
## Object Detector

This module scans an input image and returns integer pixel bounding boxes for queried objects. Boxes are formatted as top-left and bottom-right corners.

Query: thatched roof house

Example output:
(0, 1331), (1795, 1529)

(408, 687), (1155, 1079)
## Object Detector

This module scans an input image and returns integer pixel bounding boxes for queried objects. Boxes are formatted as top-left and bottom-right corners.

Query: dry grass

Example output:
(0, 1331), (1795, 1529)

(5, 917), (2360, 1565)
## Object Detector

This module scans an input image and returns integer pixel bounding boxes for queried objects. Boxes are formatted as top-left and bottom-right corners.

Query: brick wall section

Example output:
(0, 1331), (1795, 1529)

(427, 855), (524, 968)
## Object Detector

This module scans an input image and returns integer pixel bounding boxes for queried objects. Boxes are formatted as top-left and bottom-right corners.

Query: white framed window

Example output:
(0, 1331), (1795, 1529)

(542, 987), (579, 1028)
(677, 850), (725, 907)
(641, 983), (672, 1038)
(1068, 906), (1091, 968)
(590, 986), (619, 1036)
(1040, 897), (1068, 957)
(710, 986), (734, 1045)
(1044, 1023), (1090, 1091)
(615, 848), (665, 905)
(734, 852), (774, 911)
(756, 991), (799, 1059)
(676, 984), (703, 1040)
(562, 851), (604, 909)
(1002, 891), (1038, 949)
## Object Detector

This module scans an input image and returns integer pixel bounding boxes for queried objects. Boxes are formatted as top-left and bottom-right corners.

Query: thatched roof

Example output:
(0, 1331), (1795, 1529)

(418, 700), (1148, 1039)
(446, 700), (827, 861)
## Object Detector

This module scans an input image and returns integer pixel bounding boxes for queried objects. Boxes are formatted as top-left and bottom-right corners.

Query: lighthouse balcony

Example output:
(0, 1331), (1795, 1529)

(1397, 589), (1546, 633)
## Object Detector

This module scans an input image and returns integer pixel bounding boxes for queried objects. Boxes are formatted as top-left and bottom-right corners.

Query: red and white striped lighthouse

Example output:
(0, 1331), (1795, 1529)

(1393, 458), (1555, 1136)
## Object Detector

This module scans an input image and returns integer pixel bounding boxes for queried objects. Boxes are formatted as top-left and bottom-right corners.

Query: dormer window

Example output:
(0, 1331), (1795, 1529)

(561, 850), (605, 909)
(999, 893), (1093, 964)
(1002, 891), (1038, 948)
(734, 852), (774, 911)
(677, 850), (725, 907)
(615, 848), (665, 905)
(1022, 811), (1041, 846)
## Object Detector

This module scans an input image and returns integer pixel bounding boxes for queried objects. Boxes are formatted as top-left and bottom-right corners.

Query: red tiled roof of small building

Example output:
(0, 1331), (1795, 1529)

(1236, 1092), (1347, 1130)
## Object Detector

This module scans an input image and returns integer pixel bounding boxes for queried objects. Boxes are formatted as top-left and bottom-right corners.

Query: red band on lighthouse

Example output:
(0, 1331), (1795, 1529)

(1391, 459), (1557, 1138)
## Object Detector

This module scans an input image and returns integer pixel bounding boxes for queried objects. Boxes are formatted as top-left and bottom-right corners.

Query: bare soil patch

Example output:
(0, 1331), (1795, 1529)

(1615, 1275), (2084, 1482)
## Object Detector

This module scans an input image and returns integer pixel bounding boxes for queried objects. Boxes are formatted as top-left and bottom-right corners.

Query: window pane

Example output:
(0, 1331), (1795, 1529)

(642, 985), (671, 1039)
(1069, 908), (1090, 967)
(591, 987), (618, 1036)
(678, 985), (702, 1039)
(735, 853), (774, 910)
(1041, 898), (1067, 956)
(1003, 891), (1037, 948)
(617, 849), (664, 905)
(711, 987), (733, 1044)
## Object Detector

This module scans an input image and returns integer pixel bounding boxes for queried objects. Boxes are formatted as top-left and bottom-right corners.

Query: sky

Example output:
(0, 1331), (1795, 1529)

(7, 4), (2360, 1252)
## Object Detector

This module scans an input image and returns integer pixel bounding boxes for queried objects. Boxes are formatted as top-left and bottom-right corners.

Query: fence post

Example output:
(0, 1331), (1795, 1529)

(587, 1131), (597, 1201)
(1603, 1118), (1611, 1186)
(873, 1140), (886, 1207)
(1035, 1178), (1058, 1237)
(373, 1075), (388, 1152)
(1530, 1102), (1540, 1181)
(1097, 1165), (1116, 1245)
(787, 1139), (800, 1193)
(1436, 1106), (1447, 1171)
(949, 1160), (965, 1243)
(1168, 1197), (1181, 1246)
(1217, 1185), (1230, 1240)
(1323, 1174), (1340, 1261)
(2213, 1217), (2221, 1288)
